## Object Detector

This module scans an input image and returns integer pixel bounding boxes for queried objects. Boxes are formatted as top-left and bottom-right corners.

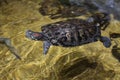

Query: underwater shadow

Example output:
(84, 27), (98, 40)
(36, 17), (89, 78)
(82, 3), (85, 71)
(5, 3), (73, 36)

(112, 45), (120, 62)
(0, 0), (8, 6)
(110, 33), (120, 62)
(59, 58), (97, 79)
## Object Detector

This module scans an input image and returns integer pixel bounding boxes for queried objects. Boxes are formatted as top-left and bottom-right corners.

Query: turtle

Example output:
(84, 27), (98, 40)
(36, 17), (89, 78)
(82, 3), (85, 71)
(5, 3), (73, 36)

(25, 12), (111, 54)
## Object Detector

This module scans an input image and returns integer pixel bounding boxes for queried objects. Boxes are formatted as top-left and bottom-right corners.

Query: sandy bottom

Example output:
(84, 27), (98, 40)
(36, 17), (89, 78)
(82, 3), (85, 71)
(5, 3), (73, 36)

(0, 0), (120, 80)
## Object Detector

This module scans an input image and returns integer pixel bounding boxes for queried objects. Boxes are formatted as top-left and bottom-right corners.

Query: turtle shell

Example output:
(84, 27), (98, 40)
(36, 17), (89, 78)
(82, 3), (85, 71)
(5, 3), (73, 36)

(41, 19), (101, 47)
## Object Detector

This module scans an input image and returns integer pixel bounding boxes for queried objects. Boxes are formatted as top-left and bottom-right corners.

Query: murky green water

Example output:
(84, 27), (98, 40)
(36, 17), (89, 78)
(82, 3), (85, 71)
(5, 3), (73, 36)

(0, 0), (120, 80)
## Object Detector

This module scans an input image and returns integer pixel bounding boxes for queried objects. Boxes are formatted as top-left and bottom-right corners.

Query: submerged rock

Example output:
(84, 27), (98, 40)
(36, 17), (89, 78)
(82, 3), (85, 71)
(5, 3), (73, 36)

(69, 0), (120, 20)
(39, 0), (86, 19)
(39, 0), (120, 20)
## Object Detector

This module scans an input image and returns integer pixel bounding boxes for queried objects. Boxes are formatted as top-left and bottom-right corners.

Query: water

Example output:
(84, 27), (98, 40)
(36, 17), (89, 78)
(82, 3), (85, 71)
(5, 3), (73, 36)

(0, 0), (120, 80)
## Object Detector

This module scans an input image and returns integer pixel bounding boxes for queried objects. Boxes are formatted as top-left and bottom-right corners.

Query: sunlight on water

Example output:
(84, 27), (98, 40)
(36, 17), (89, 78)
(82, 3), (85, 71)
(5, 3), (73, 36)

(0, 0), (120, 80)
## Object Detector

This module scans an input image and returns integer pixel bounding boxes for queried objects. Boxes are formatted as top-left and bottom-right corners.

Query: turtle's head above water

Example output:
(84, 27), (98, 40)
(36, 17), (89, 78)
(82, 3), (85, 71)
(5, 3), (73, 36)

(26, 30), (47, 41)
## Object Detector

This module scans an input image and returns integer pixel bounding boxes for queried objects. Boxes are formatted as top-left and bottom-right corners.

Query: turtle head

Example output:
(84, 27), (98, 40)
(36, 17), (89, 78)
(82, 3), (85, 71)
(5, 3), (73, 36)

(87, 12), (110, 30)
(25, 30), (47, 41)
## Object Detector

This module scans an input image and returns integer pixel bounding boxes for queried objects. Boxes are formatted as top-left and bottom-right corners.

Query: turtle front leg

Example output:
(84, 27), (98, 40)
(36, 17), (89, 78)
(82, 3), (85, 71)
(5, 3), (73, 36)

(43, 41), (51, 55)
(0, 37), (21, 60)
(99, 36), (111, 48)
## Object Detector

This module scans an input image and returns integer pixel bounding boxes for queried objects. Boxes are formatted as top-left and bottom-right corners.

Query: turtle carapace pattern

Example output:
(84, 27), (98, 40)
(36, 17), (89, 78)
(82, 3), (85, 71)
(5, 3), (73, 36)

(26, 12), (111, 54)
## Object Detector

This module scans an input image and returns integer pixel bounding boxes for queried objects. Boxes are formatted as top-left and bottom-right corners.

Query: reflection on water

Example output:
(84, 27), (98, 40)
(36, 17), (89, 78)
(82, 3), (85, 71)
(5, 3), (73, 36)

(0, 0), (120, 80)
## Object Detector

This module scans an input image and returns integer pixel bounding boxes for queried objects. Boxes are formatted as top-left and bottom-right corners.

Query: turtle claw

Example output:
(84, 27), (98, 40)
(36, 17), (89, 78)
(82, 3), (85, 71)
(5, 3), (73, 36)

(100, 36), (111, 48)
(43, 41), (51, 55)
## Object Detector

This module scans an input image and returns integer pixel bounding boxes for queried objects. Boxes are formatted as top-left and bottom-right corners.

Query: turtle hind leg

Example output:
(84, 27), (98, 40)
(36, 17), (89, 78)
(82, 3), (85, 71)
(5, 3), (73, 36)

(43, 41), (51, 55)
(100, 36), (111, 48)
